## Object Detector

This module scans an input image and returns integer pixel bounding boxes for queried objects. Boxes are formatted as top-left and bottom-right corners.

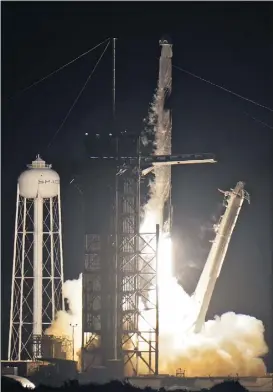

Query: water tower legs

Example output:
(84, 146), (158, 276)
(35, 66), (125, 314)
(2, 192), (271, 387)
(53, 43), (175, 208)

(8, 186), (64, 360)
(33, 196), (43, 340)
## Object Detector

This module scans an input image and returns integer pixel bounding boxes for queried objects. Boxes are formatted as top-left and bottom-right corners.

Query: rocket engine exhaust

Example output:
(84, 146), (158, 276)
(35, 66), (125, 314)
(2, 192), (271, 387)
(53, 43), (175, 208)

(139, 39), (268, 377)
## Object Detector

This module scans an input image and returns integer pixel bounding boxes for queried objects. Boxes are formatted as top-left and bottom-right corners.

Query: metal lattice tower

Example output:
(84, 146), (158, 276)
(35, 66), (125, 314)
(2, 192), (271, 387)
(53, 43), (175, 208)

(81, 151), (216, 375)
(82, 234), (101, 369)
(8, 155), (65, 360)
(116, 165), (159, 375)
(81, 160), (116, 372)
(81, 37), (216, 377)
(82, 233), (108, 370)
(81, 138), (161, 376)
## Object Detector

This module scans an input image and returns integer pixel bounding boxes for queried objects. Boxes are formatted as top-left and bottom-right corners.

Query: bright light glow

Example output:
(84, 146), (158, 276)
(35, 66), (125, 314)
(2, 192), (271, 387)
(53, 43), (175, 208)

(46, 223), (268, 376)
(138, 214), (268, 376)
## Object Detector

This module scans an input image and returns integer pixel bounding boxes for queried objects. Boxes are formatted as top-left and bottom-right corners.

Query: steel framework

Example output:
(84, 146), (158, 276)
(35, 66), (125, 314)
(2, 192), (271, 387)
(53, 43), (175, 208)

(32, 334), (72, 360)
(81, 37), (216, 377)
(82, 234), (105, 370)
(81, 157), (159, 376)
(32, 335), (73, 359)
(116, 167), (159, 376)
(81, 149), (215, 376)
(8, 186), (64, 360)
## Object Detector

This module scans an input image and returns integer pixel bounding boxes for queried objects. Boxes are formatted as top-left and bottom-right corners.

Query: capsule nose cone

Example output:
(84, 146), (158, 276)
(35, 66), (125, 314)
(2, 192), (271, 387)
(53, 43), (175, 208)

(159, 35), (172, 45)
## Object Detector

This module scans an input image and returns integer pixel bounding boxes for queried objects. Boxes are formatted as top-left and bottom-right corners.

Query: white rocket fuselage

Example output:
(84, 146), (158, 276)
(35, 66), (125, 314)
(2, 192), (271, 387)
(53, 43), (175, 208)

(154, 40), (173, 231)
(193, 181), (249, 333)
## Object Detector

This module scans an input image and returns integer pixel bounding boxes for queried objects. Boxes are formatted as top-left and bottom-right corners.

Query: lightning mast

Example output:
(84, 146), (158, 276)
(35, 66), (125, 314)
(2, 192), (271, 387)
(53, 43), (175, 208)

(193, 181), (250, 333)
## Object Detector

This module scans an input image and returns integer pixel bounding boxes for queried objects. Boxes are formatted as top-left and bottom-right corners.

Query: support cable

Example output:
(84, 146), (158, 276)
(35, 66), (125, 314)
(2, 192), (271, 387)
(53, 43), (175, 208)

(243, 112), (273, 130)
(46, 40), (110, 150)
(172, 63), (273, 113)
(9, 37), (110, 100)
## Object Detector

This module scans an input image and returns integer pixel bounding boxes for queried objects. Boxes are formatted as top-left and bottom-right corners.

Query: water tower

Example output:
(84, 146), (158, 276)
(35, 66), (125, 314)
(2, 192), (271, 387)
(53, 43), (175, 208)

(8, 155), (65, 360)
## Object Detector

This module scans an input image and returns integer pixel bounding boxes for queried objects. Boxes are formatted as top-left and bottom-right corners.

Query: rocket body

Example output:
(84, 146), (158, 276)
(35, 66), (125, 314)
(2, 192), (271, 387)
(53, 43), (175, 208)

(153, 39), (173, 232)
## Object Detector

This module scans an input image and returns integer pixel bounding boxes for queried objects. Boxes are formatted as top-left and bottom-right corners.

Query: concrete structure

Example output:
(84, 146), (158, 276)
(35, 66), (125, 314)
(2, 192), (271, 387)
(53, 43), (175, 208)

(128, 375), (273, 392)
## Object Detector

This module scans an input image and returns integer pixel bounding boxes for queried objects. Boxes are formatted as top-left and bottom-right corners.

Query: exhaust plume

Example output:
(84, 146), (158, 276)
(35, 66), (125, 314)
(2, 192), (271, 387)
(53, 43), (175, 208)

(138, 84), (269, 377)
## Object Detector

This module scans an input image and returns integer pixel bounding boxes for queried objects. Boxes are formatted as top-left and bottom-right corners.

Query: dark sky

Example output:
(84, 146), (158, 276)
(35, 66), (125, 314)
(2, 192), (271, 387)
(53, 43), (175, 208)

(2, 1), (273, 369)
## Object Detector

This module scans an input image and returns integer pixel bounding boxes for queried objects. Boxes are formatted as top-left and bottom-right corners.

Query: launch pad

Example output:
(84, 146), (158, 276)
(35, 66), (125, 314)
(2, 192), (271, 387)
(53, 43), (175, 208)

(80, 38), (218, 378)
(127, 374), (273, 392)
(7, 36), (266, 384)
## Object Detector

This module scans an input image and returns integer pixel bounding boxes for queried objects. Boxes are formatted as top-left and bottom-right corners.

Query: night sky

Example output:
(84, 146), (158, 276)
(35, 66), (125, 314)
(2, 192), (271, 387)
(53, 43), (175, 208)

(2, 1), (273, 370)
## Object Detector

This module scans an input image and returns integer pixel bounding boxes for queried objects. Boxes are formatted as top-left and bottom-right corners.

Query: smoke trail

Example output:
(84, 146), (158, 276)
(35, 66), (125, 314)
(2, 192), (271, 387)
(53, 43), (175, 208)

(45, 274), (82, 362)
(141, 87), (171, 232)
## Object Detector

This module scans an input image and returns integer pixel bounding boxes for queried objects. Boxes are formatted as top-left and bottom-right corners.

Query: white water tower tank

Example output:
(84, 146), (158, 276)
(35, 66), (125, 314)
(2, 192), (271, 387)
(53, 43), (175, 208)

(18, 155), (60, 198)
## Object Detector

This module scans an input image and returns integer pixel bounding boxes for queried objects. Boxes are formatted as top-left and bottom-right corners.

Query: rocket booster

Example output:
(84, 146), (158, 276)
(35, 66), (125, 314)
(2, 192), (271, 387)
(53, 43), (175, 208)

(193, 181), (250, 333)
(154, 38), (173, 231)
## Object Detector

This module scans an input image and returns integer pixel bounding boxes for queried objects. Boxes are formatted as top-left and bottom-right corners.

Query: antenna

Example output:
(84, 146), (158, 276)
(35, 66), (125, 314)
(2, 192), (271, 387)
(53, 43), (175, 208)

(112, 38), (117, 120)
(112, 37), (119, 361)
(112, 38), (119, 158)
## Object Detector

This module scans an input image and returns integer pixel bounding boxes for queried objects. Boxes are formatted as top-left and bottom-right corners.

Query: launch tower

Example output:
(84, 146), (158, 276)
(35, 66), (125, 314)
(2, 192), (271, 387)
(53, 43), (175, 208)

(81, 37), (216, 378)
(8, 155), (65, 360)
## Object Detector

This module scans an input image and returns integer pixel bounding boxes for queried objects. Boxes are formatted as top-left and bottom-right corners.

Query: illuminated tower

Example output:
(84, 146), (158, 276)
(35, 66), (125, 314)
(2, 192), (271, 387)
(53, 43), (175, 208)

(8, 155), (65, 360)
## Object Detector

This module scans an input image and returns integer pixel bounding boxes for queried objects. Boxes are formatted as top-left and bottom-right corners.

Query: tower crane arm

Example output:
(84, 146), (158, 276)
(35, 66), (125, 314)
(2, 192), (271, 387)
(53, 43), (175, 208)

(109, 153), (216, 176)
(141, 156), (216, 176)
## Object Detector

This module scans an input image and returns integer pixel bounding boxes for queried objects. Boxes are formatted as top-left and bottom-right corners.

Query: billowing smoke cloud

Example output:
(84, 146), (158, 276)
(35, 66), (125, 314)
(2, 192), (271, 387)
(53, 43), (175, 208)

(45, 274), (82, 362)
(139, 70), (269, 377)
(137, 232), (268, 377)
(159, 311), (268, 377)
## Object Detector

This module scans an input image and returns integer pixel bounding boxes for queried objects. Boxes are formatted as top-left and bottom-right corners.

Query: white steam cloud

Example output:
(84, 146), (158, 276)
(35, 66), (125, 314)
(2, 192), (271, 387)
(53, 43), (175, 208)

(45, 274), (82, 362)
(138, 84), (269, 377)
